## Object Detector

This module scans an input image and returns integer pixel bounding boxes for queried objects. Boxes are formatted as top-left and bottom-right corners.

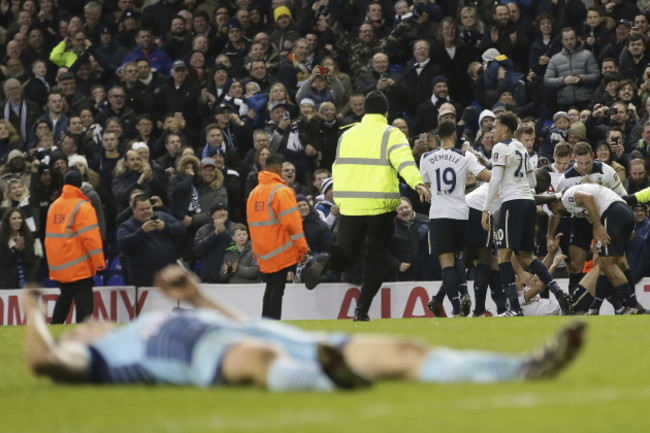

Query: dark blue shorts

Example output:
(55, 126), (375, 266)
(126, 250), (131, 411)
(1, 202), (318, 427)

(429, 218), (467, 256)
(467, 207), (492, 248)
(497, 199), (536, 252)
(597, 202), (634, 257)
(568, 218), (593, 252)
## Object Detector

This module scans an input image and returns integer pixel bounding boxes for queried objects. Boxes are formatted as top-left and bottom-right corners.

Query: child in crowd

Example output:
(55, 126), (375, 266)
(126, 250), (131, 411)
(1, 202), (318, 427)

(220, 223), (262, 284)
(537, 111), (571, 160)
(242, 81), (268, 128)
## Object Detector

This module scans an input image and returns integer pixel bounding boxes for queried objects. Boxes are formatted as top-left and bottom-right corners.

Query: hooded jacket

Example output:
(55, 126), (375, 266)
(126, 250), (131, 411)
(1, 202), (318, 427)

(44, 185), (105, 283)
(247, 170), (308, 273)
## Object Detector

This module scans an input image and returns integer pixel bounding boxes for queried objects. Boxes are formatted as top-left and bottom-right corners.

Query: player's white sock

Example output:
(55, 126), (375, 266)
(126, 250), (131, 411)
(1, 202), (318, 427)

(266, 357), (334, 392)
(418, 348), (525, 383)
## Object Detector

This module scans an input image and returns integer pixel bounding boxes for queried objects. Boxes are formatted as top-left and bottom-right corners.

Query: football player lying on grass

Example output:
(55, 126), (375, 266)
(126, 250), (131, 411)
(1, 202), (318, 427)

(24, 265), (587, 391)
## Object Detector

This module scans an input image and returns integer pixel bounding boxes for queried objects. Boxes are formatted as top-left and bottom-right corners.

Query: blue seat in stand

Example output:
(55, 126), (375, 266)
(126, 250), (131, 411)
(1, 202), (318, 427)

(106, 274), (125, 286)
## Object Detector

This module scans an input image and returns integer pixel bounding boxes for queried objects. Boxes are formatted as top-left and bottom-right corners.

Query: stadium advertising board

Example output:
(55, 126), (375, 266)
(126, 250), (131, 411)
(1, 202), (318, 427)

(2, 280), (650, 325)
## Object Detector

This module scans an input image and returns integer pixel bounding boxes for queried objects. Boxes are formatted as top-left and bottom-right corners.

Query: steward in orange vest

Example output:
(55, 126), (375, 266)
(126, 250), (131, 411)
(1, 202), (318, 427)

(247, 155), (308, 319)
(45, 170), (104, 323)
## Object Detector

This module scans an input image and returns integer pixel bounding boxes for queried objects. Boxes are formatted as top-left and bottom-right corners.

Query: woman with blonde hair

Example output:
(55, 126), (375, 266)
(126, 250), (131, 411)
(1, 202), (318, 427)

(267, 82), (298, 118)
(0, 119), (22, 145)
(0, 119), (23, 162)
(1, 178), (37, 235)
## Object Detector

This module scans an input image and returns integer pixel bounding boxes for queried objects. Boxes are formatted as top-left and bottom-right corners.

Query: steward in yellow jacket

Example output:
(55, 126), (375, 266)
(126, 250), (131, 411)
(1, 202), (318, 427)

(333, 114), (425, 215)
(45, 170), (104, 323)
(301, 91), (431, 321)
(247, 155), (309, 319)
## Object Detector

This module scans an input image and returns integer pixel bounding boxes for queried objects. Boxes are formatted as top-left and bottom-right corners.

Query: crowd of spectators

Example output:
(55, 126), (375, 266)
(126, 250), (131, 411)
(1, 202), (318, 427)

(1, 0), (650, 288)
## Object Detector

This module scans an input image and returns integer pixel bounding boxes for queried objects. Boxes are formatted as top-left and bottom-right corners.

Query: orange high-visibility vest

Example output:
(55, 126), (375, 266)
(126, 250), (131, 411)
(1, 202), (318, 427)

(45, 185), (105, 283)
(247, 171), (308, 273)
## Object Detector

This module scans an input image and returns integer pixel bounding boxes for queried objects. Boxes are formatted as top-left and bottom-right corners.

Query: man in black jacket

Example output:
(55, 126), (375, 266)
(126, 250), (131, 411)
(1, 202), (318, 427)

(156, 60), (201, 143)
(117, 193), (185, 286)
(388, 198), (429, 282)
(399, 39), (441, 123)
(194, 202), (234, 283)
(95, 85), (137, 137)
(111, 149), (165, 213)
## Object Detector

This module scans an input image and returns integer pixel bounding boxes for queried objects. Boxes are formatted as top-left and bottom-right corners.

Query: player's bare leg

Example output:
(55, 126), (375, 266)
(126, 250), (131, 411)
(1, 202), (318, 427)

(343, 321), (586, 383)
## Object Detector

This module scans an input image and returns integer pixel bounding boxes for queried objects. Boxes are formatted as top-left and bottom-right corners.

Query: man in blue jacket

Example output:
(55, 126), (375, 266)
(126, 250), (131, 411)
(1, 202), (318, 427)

(121, 28), (172, 75)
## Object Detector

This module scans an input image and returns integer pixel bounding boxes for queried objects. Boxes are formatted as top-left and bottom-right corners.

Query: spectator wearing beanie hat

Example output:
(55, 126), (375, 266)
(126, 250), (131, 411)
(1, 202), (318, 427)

(479, 109), (496, 133)
(567, 121), (587, 145)
(270, 6), (299, 57)
(414, 75), (461, 134)
(222, 18), (250, 75)
(300, 90), (430, 321)
(315, 177), (338, 229)
(68, 154), (107, 241)
(537, 111), (571, 160)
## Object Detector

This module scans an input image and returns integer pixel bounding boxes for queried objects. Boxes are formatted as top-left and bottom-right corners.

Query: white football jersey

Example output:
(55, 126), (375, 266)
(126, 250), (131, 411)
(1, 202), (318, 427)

(545, 163), (566, 194)
(518, 290), (560, 316)
(490, 138), (534, 202)
(420, 147), (487, 219)
(529, 152), (538, 170)
(558, 161), (626, 196)
(466, 182), (501, 215)
(560, 183), (625, 220)
(541, 164), (566, 216)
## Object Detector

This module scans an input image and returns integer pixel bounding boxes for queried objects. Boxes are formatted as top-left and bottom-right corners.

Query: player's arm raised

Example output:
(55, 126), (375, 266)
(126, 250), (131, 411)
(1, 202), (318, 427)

(155, 265), (248, 322)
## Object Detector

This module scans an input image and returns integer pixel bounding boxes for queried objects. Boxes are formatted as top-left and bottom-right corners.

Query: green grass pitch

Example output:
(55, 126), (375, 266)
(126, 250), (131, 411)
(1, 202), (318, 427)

(1, 316), (649, 433)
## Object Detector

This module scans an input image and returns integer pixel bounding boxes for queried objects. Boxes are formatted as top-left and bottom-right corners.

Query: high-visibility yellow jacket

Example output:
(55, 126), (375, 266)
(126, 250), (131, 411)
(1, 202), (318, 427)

(45, 185), (105, 283)
(333, 114), (424, 215)
(49, 40), (79, 68)
(635, 186), (650, 203)
(247, 171), (309, 273)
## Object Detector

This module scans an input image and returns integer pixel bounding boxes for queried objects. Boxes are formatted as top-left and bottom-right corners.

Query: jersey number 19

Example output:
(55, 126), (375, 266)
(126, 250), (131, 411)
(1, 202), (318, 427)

(435, 167), (457, 194)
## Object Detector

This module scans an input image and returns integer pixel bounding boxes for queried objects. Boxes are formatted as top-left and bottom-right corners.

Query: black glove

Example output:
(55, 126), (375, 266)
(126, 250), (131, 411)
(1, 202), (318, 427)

(623, 194), (638, 206)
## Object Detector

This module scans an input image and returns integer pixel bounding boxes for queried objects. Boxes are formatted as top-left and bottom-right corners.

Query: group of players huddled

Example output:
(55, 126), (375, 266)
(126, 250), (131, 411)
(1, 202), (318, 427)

(419, 112), (647, 317)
